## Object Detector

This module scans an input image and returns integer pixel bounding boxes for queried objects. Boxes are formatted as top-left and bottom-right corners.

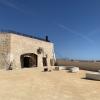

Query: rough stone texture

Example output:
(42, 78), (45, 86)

(0, 32), (55, 69)
(86, 72), (100, 80)
(56, 60), (100, 71)
(0, 33), (10, 69)
(69, 67), (79, 73)
(59, 66), (67, 70)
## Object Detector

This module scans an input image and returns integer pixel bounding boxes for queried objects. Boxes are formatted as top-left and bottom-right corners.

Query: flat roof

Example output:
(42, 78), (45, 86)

(0, 30), (50, 42)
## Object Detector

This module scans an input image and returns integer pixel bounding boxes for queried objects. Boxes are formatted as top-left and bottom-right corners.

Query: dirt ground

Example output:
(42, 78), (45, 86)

(0, 68), (100, 100)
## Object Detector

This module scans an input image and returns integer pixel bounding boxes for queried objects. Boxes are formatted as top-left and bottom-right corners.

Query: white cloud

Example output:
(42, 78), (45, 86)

(58, 24), (95, 44)
(0, 0), (27, 14)
(0, 0), (19, 9)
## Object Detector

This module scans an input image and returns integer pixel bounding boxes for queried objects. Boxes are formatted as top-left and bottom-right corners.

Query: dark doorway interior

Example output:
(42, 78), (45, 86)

(21, 53), (38, 68)
(43, 57), (47, 66)
(23, 57), (32, 67)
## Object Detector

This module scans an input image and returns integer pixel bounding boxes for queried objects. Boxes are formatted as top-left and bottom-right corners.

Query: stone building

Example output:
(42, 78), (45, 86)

(0, 31), (55, 69)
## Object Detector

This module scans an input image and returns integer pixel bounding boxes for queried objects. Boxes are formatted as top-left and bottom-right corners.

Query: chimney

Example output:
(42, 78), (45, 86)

(46, 36), (49, 41)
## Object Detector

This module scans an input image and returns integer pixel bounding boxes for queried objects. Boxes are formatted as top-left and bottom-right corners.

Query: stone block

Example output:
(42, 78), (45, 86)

(54, 66), (59, 71)
(69, 67), (79, 73)
(59, 66), (67, 70)
(86, 72), (100, 81)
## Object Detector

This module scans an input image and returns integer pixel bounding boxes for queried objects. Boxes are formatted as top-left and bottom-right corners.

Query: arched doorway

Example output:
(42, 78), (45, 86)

(20, 53), (38, 68)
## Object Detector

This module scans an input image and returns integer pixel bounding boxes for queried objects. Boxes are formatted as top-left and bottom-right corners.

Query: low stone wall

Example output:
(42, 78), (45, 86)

(56, 60), (100, 71)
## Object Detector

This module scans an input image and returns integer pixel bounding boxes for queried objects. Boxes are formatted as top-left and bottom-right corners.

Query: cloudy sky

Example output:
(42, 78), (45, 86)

(0, 0), (100, 60)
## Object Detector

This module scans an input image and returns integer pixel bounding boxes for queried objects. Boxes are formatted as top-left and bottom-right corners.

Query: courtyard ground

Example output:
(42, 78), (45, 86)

(0, 67), (100, 100)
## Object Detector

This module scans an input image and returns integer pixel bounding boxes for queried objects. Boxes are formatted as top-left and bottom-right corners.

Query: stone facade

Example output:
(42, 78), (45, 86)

(0, 32), (55, 69)
(0, 33), (10, 69)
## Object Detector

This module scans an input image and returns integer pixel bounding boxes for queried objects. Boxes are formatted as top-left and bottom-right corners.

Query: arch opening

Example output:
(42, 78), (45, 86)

(20, 53), (38, 68)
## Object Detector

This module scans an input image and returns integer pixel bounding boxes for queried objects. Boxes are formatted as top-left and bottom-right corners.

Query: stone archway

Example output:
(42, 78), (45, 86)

(20, 53), (38, 68)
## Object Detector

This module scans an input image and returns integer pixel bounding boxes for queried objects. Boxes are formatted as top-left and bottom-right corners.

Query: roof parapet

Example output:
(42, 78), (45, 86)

(0, 29), (50, 42)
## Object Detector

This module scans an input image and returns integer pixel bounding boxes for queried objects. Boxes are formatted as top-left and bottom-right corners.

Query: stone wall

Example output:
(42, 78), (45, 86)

(0, 33), (10, 69)
(10, 33), (55, 69)
(56, 59), (100, 71)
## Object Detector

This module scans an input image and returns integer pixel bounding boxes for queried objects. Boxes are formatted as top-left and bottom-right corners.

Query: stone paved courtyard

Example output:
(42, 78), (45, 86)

(0, 68), (100, 100)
